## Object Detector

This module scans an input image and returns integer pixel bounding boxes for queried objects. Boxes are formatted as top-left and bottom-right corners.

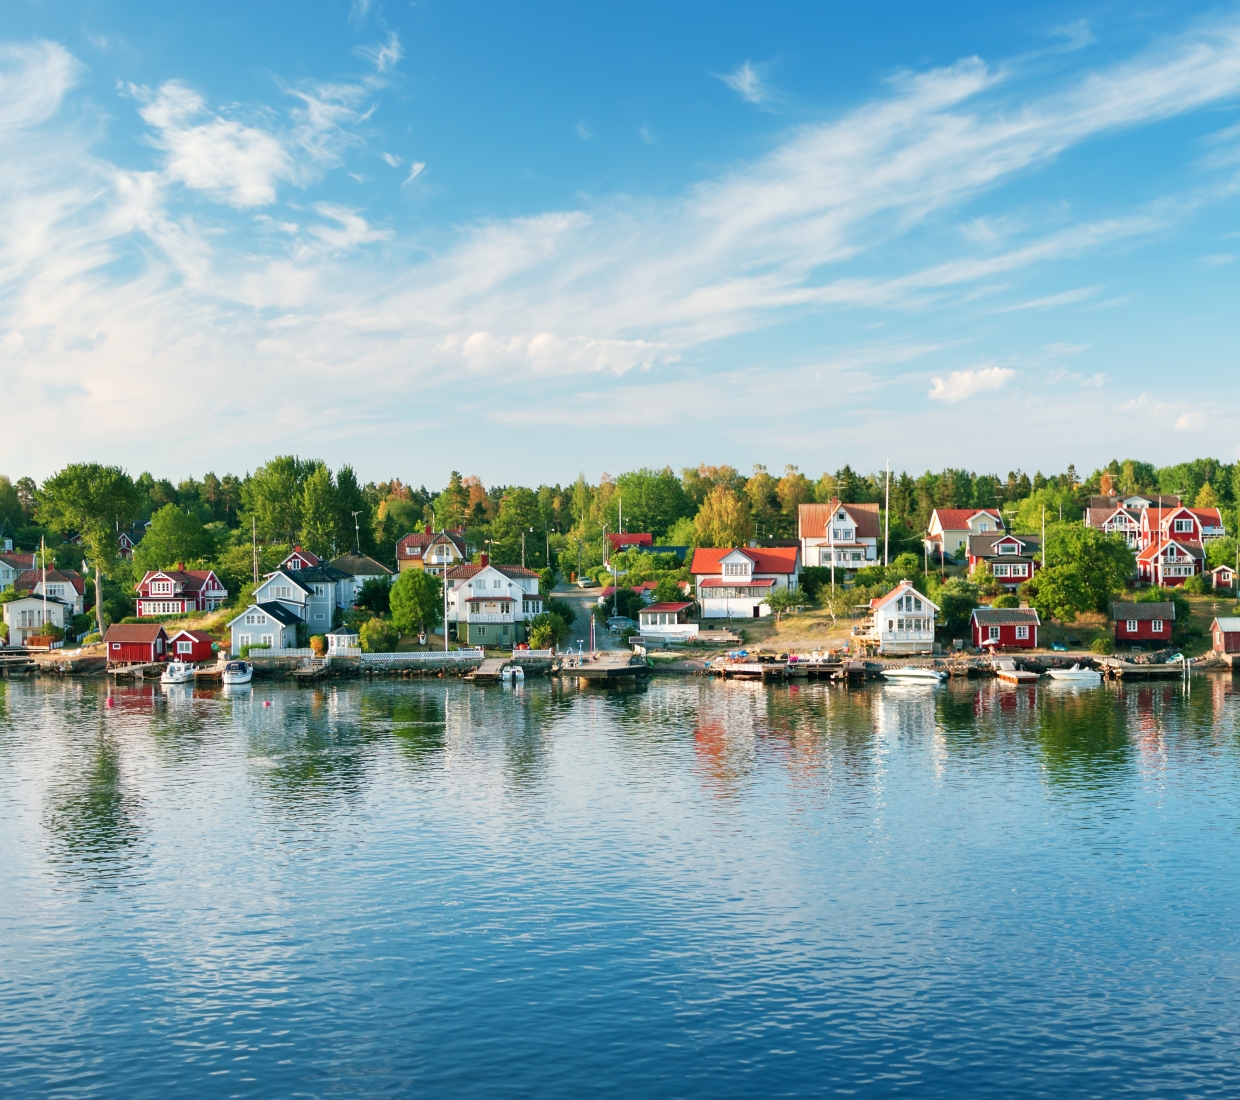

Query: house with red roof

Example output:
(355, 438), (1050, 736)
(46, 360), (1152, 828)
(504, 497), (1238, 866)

(396, 527), (468, 576)
(0, 551), (36, 593)
(637, 602), (697, 641)
(104, 623), (169, 665)
(13, 568), (86, 615)
(1129, 504), (1221, 585)
(444, 555), (544, 645)
(970, 607), (1040, 650)
(799, 500), (881, 574)
(858, 580), (939, 654)
(1212, 564), (1236, 592)
(606, 532), (653, 554)
(135, 566), (228, 616)
(1083, 494), (1182, 549)
(689, 546), (799, 620)
(167, 629), (215, 663)
(925, 508), (1004, 561)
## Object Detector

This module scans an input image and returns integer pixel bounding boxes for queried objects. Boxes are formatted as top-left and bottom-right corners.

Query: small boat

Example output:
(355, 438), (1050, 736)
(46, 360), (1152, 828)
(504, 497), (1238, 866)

(994, 658), (1039, 685)
(221, 660), (253, 685)
(160, 660), (195, 685)
(1045, 663), (1102, 684)
(501, 664), (525, 682)
(882, 666), (946, 683)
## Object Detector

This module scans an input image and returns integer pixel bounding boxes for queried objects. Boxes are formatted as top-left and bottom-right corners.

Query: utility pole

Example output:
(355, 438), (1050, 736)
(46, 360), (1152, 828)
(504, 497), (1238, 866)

(40, 535), (47, 640)
(1042, 506), (1046, 574)
(351, 511), (361, 554)
(443, 524), (449, 652)
(252, 516), (258, 585)
(884, 458), (891, 568)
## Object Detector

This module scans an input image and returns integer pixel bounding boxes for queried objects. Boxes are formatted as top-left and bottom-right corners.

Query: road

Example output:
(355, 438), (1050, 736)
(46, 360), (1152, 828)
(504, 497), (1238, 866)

(552, 583), (627, 652)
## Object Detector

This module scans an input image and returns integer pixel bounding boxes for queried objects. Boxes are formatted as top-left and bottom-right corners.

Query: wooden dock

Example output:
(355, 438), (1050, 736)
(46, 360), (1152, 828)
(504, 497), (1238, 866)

(466, 657), (507, 684)
(555, 651), (648, 683)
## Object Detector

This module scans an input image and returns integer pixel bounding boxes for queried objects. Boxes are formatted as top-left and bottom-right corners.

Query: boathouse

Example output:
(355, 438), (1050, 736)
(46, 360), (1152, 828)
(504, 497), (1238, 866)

(970, 607), (1040, 650)
(167, 629), (214, 663)
(1112, 601), (1175, 646)
(105, 623), (169, 665)
(1211, 618), (1240, 656)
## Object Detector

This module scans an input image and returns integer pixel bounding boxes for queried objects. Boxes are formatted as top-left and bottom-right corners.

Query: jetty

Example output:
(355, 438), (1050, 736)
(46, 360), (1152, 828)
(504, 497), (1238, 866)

(555, 650), (648, 683)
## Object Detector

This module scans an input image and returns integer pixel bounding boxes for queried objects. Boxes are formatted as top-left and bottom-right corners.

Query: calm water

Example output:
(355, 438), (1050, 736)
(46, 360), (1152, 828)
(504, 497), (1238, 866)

(2, 674), (1240, 1098)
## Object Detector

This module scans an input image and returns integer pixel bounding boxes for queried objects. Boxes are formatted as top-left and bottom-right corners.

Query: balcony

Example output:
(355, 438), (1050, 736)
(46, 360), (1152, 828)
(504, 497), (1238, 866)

(468, 613), (515, 623)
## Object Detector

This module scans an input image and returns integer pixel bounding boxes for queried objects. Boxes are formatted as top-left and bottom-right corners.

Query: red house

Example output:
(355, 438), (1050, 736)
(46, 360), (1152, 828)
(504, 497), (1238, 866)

(1212, 565), (1236, 592)
(105, 623), (169, 665)
(167, 629), (215, 662)
(606, 532), (653, 554)
(280, 546), (320, 571)
(136, 566), (228, 616)
(1211, 618), (1240, 655)
(971, 607), (1040, 649)
(1112, 601), (1175, 646)
(967, 533), (1041, 591)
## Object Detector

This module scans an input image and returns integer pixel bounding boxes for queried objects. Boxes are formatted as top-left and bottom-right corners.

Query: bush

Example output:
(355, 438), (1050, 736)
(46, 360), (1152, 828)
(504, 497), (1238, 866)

(595, 587), (645, 624)
(1181, 575), (1208, 595)
(310, 634), (327, 657)
(545, 596), (578, 633)
(240, 644), (270, 659)
(528, 611), (570, 649)
(1090, 636), (1113, 655)
(71, 612), (94, 636)
(359, 617), (398, 653)
(355, 576), (391, 614)
(992, 594), (1020, 609)
(83, 631), (102, 644)
(529, 620), (557, 649)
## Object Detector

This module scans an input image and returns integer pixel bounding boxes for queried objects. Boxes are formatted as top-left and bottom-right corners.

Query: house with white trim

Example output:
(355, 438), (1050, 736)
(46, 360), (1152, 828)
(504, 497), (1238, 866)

(226, 602), (301, 655)
(799, 499), (881, 575)
(925, 509), (1004, 560)
(861, 581), (938, 654)
(445, 555), (543, 646)
(3, 594), (75, 646)
(966, 533), (1040, 591)
(135, 566), (227, 617)
(689, 546), (799, 620)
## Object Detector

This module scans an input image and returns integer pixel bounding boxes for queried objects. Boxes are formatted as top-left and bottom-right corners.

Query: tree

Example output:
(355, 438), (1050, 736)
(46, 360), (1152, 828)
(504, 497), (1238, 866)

(777, 465), (813, 520)
(653, 575), (683, 603)
(745, 465), (780, 537)
(390, 569), (443, 635)
(132, 504), (213, 573)
(612, 467), (691, 537)
(528, 611), (570, 649)
(763, 586), (802, 623)
(242, 456), (313, 543)
(359, 617), (398, 653)
(37, 464), (142, 636)
(1196, 482), (1220, 508)
(1012, 488), (1082, 532)
(15, 476), (37, 521)
(0, 476), (21, 531)
(932, 577), (980, 640)
(355, 577), (391, 614)
(432, 471), (470, 530)
(491, 487), (544, 566)
(335, 465), (372, 554)
(695, 485), (753, 548)
(300, 464), (339, 558)
(1021, 526), (1134, 621)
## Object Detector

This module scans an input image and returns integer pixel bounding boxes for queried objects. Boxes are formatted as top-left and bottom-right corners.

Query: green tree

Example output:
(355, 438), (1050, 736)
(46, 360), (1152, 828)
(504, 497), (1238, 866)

(763, 586), (802, 623)
(491, 487), (545, 566)
(1012, 488), (1082, 533)
(390, 569), (443, 635)
(0, 476), (21, 531)
(695, 485), (753, 548)
(528, 611), (570, 649)
(359, 617), (398, 653)
(132, 504), (214, 573)
(335, 465), (372, 555)
(299, 464), (339, 558)
(611, 467), (691, 537)
(931, 577), (980, 639)
(37, 464), (142, 636)
(1020, 527), (1133, 622)
(432, 471), (471, 530)
(242, 456), (313, 543)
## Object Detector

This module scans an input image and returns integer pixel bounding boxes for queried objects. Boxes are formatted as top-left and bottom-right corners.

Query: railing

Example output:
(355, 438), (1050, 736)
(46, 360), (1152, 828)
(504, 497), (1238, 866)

(361, 649), (485, 663)
(467, 613), (515, 623)
(248, 647), (316, 658)
(516, 649), (555, 658)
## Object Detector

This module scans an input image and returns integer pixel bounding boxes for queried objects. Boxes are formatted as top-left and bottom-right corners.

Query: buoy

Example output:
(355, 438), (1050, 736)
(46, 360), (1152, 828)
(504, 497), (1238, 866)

(263, 700), (272, 707)
(106, 697), (114, 708)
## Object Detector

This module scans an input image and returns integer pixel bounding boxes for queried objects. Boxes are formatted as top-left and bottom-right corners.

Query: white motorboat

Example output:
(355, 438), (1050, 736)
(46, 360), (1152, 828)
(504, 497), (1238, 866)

(882, 666), (946, 683)
(1045, 663), (1102, 684)
(221, 660), (253, 685)
(160, 660), (195, 685)
(502, 664), (525, 683)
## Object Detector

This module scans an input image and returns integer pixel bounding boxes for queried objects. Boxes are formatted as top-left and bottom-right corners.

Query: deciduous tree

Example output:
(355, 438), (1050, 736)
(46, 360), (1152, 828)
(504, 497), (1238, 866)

(390, 569), (443, 635)
(695, 485), (753, 548)
(133, 504), (214, 573)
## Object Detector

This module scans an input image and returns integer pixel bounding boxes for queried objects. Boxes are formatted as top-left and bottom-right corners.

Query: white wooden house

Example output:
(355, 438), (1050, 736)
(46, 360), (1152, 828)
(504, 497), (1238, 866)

(862, 581), (939, 654)
(689, 547), (800, 619)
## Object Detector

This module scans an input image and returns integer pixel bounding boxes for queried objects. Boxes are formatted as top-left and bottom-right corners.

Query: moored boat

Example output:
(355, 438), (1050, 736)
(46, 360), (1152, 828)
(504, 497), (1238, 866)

(501, 664), (525, 682)
(221, 660), (253, 685)
(160, 660), (195, 685)
(994, 658), (1039, 685)
(1045, 663), (1102, 684)
(882, 666), (946, 683)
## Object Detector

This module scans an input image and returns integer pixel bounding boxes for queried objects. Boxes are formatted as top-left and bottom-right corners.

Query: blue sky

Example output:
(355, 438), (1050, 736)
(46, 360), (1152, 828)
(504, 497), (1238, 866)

(3, 1), (1240, 487)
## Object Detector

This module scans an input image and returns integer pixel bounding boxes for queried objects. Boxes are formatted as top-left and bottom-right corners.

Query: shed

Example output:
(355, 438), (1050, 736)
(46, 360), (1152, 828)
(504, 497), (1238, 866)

(970, 607), (1040, 650)
(1211, 618), (1240, 655)
(1212, 565), (1236, 591)
(167, 629), (215, 663)
(1112, 601), (1175, 645)
(105, 623), (169, 665)
(326, 624), (360, 655)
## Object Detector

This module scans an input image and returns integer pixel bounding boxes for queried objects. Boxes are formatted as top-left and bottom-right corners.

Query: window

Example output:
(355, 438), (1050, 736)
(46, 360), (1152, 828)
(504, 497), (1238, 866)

(1013, 565), (1028, 577)
(988, 626), (1000, 640)
(1174, 518), (1193, 532)
(993, 564), (1010, 577)
(1152, 620), (1164, 632)
(477, 626), (486, 637)
(177, 641), (192, 654)
(887, 619), (893, 631)
(288, 558), (301, 569)
(1126, 620), (1138, 633)
(999, 543), (1017, 554)
(261, 634), (274, 647)
(153, 580), (172, 594)
(1015, 626), (1029, 640)
(979, 521), (990, 532)
(239, 634), (251, 648)
(723, 563), (749, 577)
(112, 643), (120, 650)
(315, 613), (324, 620)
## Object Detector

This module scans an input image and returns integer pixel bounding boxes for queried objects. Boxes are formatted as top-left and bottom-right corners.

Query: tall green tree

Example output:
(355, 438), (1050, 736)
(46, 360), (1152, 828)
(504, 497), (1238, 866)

(1020, 526), (1134, 622)
(695, 485), (753, 548)
(242, 456), (314, 543)
(299, 464), (339, 558)
(335, 465), (373, 555)
(0, 476), (21, 532)
(610, 467), (691, 538)
(37, 464), (142, 635)
(132, 504), (214, 573)
(390, 569), (443, 635)
(491, 487), (545, 566)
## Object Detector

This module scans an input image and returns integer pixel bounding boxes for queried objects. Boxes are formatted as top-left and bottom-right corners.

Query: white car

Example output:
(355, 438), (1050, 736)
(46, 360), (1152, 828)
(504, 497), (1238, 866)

(576, 577), (596, 588)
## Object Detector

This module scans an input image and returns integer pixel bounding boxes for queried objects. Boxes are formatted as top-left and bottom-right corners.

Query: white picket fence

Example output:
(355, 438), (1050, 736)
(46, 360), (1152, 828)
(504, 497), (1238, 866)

(361, 648), (485, 663)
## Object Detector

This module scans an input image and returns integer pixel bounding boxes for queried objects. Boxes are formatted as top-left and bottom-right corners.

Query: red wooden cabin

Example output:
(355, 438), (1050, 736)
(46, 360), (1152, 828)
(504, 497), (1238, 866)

(970, 607), (1040, 649)
(167, 629), (215, 662)
(1112, 601), (1174, 646)
(1211, 618), (1240, 655)
(105, 623), (169, 665)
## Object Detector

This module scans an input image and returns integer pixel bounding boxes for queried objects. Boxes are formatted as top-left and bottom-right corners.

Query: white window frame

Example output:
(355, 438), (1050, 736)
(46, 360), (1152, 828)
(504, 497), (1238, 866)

(1015, 625), (1029, 640)
(1152, 619), (1163, 632)
(988, 626), (1000, 641)
(1126, 619), (1138, 633)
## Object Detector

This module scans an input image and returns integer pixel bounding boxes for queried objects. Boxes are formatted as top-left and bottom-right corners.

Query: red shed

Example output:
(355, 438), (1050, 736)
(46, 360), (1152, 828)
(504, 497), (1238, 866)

(1112, 601), (1175, 646)
(1212, 565), (1236, 592)
(105, 623), (168, 665)
(167, 629), (214, 663)
(1211, 618), (1240, 655)
(971, 607), (1040, 649)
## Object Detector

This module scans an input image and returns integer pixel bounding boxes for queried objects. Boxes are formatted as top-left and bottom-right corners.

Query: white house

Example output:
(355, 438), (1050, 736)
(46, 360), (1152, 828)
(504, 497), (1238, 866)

(637, 602), (698, 641)
(3, 594), (74, 646)
(925, 509), (1004, 560)
(329, 553), (394, 607)
(226, 602), (301, 655)
(798, 499), (881, 574)
(689, 547), (799, 620)
(445, 556), (544, 646)
(15, 569), (86, 615)
(863, 581), (939, 654)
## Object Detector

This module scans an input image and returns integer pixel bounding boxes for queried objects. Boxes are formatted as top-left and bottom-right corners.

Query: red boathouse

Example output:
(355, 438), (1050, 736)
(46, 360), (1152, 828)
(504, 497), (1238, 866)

(105, 623), (169, 665)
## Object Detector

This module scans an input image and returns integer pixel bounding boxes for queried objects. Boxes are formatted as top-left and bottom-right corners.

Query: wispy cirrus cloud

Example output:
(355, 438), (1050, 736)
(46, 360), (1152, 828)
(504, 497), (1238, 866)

(928, 366), (1016, 402)
(717, 60), (770, 104)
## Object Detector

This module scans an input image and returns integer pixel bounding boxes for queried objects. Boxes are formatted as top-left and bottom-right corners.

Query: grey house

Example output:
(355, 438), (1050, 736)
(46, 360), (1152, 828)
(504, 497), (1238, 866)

(253, 565), (349, 633)
(226, 602), (301, 655)
(329, 553), (394, 607)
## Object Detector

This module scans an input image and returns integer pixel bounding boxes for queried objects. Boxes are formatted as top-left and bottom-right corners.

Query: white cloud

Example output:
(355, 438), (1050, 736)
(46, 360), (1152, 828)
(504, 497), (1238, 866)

(718, 60), (768, 104)
(0, 40), (82, 133)
(381, 151), (400, 167)
(575, 121), (591, 141)
(355, 32), (402, 73)
(1175, 411), (1203, 430)
(403, 161), (425, 184)
(929, 366), (1016, 402)
(994, 285), (1100, 311)
(1198, 253), (1235, 267)
(135, 81), (292, 207)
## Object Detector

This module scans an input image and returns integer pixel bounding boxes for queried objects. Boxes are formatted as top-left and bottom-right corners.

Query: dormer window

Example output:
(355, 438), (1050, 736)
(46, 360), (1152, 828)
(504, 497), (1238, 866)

(289, 558), (300, 569)
(999, 543), (1017, 554)
(837, 511), (846, 521)
(979, 521), (990, 532)
(723, 562), (749, 577)
(1174, 518), (1193, 533)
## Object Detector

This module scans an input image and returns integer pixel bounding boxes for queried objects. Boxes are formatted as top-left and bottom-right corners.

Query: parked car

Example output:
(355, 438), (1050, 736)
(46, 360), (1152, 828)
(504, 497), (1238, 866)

(607, 616), (638, 633)
(1051, 640), (1067, 652)
(576, 577), (596, 588)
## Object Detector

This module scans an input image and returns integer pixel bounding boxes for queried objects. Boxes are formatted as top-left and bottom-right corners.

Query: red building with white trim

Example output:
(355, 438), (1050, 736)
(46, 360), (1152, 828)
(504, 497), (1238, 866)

(167, 629), (215, 662)
(966, 533), (1041, 591)
(1112, 601), (1175, 646)
(135, 566), (227, 616)
(970, 607), (1040, 649)
(105, 623), (169, 664)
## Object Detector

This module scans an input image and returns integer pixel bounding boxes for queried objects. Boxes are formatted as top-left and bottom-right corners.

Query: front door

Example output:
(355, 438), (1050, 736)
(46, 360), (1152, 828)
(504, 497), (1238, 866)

(752, 606), (760, 618)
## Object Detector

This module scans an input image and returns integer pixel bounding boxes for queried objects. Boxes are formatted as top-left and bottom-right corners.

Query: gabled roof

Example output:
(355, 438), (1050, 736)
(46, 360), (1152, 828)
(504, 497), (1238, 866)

(1137, 540), (1204, 562)
(14, 568), (85, 594)
(1089, 494), (1181, 510)
(397, 528), (467, 555)
(447, 562), (540, 581)
(227, 601), (303, 628)
(1211, 618), (1240, 632)
(798, 500), (882, 540)
(260, 569), (314, 594)
(281, 547), (321, 566)
(0, 553), (36, 571)
(970, 607), (1041, 626)
(293, 564), (351, 583)
(139, 569), (222, 593)
(168, 629), (213, 643)
(607, 532), (653, 548)
(928, 508), (1003, 532)
(1190, 507), (1225, 528)
(1112, 601), (1176, 621)
(1086, 506), (1140, 528)
(968, 533), (1040, 558)
(329, 553), (393, 577)
(690, 546), (799, 575)
(1211, 564), (1235, 575)
(869, 580), (940, 612)
(104, 623), (168, 643)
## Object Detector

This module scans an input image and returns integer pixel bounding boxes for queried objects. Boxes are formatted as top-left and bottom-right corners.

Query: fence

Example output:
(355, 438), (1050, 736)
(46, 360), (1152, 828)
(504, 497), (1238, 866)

(361, 648), (485, 663)
(248, 647), (317, 659)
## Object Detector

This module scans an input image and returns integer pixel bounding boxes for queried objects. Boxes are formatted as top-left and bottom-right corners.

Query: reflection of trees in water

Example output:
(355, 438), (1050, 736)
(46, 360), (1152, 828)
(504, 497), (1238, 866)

(1034, 687), (1133, 792)
(43, 725), (144, 882)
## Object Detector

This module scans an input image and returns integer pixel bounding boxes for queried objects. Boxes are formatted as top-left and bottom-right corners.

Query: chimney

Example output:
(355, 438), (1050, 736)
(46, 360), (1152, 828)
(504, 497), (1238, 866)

(425, 525), (431, 535)
(480, 553), (489, 567)
(176, 561), (185, 572)
(293, 545), (302, 553)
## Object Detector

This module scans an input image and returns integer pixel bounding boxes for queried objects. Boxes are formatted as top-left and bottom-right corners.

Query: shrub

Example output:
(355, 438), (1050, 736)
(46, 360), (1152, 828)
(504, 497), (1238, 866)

(1181, 575), (1208, 595)
(359, 617), (398, 653)
(1090, 637), (1113, 655)
(0, 622), (7, 644)
(529, 621), (557, 650)
(545, 596), (579, 634)
(992, 594), (1020, 609)
(83, 631), (102, 644)
(310, 634), (327, 657)
(240, 644), (270, 659)
(529, 611), (570, 648)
